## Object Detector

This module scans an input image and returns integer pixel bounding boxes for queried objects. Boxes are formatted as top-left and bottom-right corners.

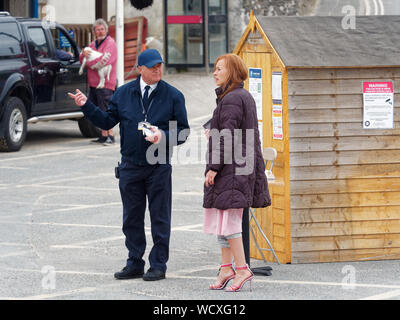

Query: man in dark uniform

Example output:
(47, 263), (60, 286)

(69, 49), (190, 281)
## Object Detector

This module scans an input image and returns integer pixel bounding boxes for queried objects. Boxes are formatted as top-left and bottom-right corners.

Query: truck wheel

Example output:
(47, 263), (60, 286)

(78, 117), (101, 138)
(0, 97), (27, 152)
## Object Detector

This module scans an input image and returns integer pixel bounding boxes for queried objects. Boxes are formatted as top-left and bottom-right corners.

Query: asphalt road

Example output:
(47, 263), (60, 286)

(1, 73), (400, 305)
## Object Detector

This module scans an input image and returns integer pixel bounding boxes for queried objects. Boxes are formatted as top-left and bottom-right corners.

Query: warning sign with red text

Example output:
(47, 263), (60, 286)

(363, 82), (394, 129)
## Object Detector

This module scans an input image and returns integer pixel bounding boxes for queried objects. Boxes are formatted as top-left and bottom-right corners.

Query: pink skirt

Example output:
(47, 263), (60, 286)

(203, 208), (244, 236)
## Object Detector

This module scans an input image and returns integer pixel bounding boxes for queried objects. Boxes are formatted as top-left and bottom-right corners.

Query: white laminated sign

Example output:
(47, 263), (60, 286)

(249, 68), (263, 120)
(363, 82), (394, 129)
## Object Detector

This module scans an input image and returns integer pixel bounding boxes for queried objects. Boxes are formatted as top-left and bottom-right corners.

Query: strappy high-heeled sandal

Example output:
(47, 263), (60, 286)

(225, 264), (254, 292)
(209, 263), (236, 290)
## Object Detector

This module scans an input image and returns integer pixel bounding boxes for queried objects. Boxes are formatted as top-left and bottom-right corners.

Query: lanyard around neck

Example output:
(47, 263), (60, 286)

(139, 92), (155, 122)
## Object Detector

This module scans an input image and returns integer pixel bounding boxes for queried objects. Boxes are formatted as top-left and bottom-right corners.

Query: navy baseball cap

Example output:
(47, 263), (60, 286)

(137, 49), (164, 68)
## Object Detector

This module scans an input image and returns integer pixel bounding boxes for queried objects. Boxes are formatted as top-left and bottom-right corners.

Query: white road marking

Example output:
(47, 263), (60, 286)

(360, 289), (400, 300)
(51, 235), (125, 249)
(0, 220), (121, 229)
(3, 283), (165, 300)
(3, 264), (400, 292)
(45, 224), (202, 250)
(0, 146), (111, 163)
(0, 266), (110, 276)
(14, 183), (117, 192)
(2, 264), (400, 300)
(0, 242), (31, 247)
(47, 202), (121, 213)
(171, 223), (203, 232)
(36, 173), (113, 185)
(0, 250), (33, 258)
(7, 287), (99, 300)
(169, 274), (400, 292)
(173, 191), (203, 196)
(0, 267), (165, 300)
(50, 224), (203, 249)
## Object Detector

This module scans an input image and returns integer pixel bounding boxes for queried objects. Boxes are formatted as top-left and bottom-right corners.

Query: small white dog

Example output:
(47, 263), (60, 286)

(79, 47), (112, 89)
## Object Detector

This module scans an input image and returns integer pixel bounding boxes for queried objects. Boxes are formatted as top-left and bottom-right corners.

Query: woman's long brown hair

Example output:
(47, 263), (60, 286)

(214, 54), (248, 100)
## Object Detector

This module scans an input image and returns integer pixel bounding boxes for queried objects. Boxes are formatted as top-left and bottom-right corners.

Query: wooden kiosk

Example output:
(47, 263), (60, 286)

(235, 13), (400, 264)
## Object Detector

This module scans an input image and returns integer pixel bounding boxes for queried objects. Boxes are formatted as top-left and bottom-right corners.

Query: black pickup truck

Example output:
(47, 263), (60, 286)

(0, 12), (99, 152)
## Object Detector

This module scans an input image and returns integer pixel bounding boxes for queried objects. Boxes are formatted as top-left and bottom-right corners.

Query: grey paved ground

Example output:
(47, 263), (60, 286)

(1, 72), (400, 304)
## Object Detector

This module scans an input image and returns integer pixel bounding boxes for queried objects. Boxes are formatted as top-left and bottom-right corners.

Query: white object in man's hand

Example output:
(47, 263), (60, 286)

(68, 89), (88, 107)
(145, 126), (162, 144)
(138, 121), (155, 137)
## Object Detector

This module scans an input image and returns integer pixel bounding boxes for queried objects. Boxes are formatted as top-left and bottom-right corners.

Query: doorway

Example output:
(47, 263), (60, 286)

(165, 0), (228, 68)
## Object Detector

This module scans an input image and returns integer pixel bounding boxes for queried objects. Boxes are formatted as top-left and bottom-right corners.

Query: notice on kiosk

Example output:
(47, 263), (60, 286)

(249, 68), (263, 120)
(363, 81), (394, 129)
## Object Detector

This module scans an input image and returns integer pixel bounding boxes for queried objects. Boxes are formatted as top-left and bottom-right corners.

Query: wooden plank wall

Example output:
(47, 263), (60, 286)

(240, 39), (291, 264)
(64, 24), (92, 50)
(288, 68), (400, 263)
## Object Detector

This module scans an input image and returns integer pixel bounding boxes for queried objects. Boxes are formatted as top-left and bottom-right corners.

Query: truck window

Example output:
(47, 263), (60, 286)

(51, 27), (75, 61)
(27, 27), (50, 59)
(0, 22), (24, 58)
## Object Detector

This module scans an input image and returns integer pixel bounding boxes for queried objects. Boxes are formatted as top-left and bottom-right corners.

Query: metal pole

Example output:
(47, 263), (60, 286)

(242, 208), (250, 265)
(116, 0), (125, 88)
(32, 0), (39, 18)
(243, 208), (274, 276)
(162, 0), (167, 75)
(204, 0), (209, 74)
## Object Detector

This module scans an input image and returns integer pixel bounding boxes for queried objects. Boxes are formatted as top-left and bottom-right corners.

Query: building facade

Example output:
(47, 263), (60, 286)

(125, 0), (316, 68)
(1, 0), (315, 68)
(0, 0), (33, 17)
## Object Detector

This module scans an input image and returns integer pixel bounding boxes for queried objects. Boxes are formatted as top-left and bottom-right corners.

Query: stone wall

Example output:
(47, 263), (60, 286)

(229, 0), (317, 51)
(242, 0), (317, 16)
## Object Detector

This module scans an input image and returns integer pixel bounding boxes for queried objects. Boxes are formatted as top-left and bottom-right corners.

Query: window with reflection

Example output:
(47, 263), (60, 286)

(0, 22), (24, 58)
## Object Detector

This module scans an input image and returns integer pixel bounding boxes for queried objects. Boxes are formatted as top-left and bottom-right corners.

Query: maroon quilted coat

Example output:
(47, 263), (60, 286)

(203, 83), (271, 210)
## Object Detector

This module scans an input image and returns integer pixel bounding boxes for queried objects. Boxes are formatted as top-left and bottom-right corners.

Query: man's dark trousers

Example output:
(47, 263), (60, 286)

(119, 162), (172, 273)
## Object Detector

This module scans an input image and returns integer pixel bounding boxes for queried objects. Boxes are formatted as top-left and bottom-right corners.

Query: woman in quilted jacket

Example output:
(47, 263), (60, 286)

(203, 54), (271, 292)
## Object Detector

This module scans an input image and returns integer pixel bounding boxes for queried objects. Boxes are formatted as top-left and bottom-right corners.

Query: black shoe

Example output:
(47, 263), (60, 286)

(114, 266), (144, 280)
(91, 136), (107, 143)
(103, 136), (115, 146)
(142, 268), (166, 281)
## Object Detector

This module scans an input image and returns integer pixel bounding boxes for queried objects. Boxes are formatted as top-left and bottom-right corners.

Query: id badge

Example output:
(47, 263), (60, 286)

(138, 121), (156, 137)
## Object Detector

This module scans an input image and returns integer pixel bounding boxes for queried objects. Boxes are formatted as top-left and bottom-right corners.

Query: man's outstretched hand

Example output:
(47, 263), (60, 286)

(68, 89), (88, 107)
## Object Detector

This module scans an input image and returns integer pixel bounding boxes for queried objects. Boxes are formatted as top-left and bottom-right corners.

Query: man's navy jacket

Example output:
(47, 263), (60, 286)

(81, 76), (190, 165)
